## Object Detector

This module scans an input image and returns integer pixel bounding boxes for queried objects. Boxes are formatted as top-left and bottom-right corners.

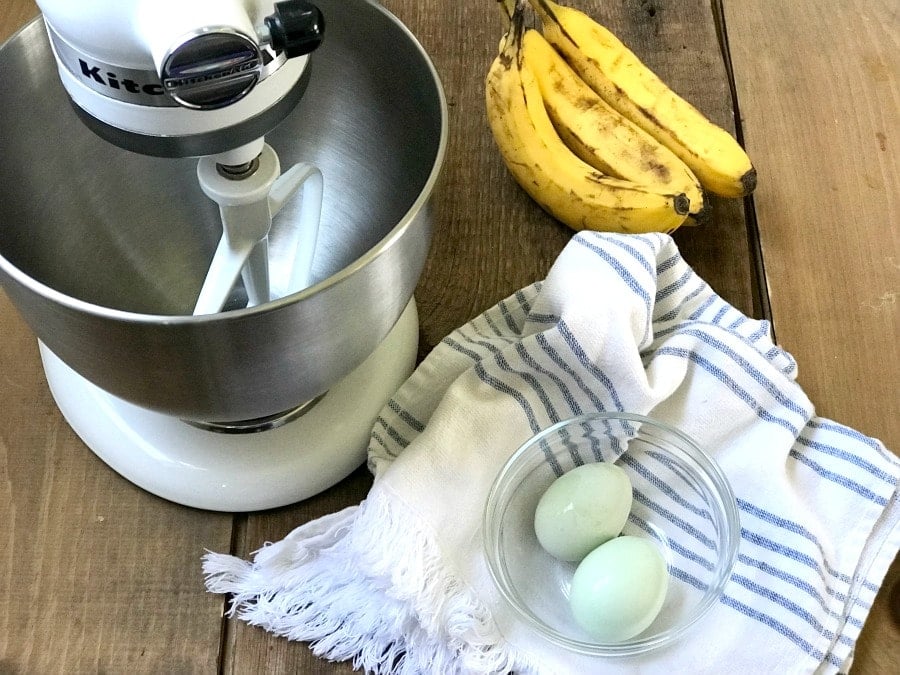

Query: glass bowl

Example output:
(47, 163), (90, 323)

(483, 412), (740, 657)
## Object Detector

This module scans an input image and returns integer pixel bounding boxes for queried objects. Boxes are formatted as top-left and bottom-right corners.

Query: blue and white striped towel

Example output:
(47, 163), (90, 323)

(203, 231), (900, 675)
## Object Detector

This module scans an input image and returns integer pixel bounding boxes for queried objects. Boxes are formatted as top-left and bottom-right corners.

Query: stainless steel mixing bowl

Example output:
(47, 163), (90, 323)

(0, 0), (447, 422)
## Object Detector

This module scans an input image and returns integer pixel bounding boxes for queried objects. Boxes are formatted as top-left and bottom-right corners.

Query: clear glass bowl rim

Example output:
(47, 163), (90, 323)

(482, 411), (741, 657)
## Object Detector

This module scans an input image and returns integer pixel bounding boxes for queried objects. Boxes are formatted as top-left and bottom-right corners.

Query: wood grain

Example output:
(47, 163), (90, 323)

(723, 0), (899, 672)
(723, 0), (899, 458)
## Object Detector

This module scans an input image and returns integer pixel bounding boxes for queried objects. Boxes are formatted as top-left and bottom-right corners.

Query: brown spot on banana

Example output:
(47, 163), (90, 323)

(634, 103), (664, 134)
(643, 158), (671, 182)
(575, 96), (595, 111)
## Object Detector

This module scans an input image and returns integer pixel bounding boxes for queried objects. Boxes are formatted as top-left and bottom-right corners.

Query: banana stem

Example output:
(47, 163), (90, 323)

(497, 0), (515, 21)
(497, 0), (527, 57)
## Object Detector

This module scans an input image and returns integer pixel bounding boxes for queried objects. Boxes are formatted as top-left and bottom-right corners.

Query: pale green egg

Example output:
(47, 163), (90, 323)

(569, 535), (669, 642)
(533, 462), (632, 562)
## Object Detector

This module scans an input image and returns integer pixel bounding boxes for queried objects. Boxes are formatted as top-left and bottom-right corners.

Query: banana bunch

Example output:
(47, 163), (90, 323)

(485, 0), (756, 234)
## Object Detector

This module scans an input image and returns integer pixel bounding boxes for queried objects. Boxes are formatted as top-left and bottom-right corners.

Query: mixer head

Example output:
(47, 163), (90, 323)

(36, 0), (324, 158)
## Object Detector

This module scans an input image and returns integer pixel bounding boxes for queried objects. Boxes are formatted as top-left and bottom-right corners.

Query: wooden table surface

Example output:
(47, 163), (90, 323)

(1, 0), (897, 672)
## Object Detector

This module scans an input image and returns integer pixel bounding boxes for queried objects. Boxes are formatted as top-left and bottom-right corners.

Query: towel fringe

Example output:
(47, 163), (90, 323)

(202, 490), (539, 675)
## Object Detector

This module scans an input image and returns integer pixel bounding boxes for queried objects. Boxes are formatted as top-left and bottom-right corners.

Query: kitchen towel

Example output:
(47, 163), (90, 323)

(203, 231), (900, 675)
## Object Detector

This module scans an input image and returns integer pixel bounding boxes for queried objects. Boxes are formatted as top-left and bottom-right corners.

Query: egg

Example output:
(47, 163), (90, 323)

(569, 535), (669, 642)
(533, 462), (632, 562)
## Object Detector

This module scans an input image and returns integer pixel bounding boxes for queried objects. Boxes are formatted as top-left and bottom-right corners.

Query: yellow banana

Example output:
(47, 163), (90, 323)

(523, 28), (706, 219)
(485, 8), (690, 234)
(530, 0), (756, 198)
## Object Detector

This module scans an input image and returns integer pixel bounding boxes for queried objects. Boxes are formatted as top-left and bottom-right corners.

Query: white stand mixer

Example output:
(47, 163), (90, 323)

(27, 0), (423, 511)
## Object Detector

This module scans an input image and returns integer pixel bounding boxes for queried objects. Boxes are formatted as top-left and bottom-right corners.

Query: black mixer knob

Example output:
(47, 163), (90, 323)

(265, 1), (325, 58)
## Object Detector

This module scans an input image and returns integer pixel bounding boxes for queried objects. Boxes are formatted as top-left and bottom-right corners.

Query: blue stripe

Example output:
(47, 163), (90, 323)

(627, 512), (715, 578)
(515, 342), (582, 419)
(557, 426), (586, 467)
(657, 267), (694, 301)
(514, 287), (535, 314)
(374, 415), (412, 451)
(662, 532), (716, 572)
(471, 362), (539, 437)
(844, 614), (865, 629)
(651, 317), (706, 341)
(632, 488), (716, 550)
(728, 315), (748, 330)
(440, 332), (486, 364)
(531, 335), (630, 459)
(452, 330), (564, 429)
(730, 573), (833, 637)
(574, 235), (653, 347)
(557, 320), (628, 413)
(583, 422), (626, 460)
(686, 292), (717, 321)
(526, 311), (559, 326)
(675, 327), (810, 419)
(796, 433), (897, 484)
(463, 320), (509, 346)
(603, 234), (657, 277)
(737, 499), (857, 588)
(578, 423), (606, 461)
(809, 419), (899, 467)
(738, 499), (824, 548)
(369, 430), (395, 458)
(651, 347), (802, 435)
(668, 564), (712, 593)
(498, 296), (521, 335)
(765, 345), (784, 361)
(719, 594), (825, 660)
(656, 282), (706, 323)
(741, 528), (848, 592)
(535, 333), (607, 412)
(656, 251), (681, 274)
(481, 307), (512, 341)
(789, 450), (889, 505)
(387, 399), (425, 434)
(736, 553), (840, 616)
(747, 322), (770, 342)
(447, 330), (502, 361)
(712, 303), (729, 324)
(619, 451), (712, 520)
(641, 448), (711, 505)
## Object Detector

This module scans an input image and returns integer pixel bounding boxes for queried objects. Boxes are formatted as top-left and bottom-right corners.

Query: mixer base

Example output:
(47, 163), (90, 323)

(39, 300), (419, 512)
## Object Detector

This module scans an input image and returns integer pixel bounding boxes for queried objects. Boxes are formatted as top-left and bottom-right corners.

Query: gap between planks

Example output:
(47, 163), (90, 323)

(711, 0), (773, 327)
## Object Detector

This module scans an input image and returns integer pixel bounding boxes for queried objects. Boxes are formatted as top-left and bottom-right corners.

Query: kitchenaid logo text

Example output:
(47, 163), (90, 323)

(79, 59), (165, 95)
(163, 59), (260, 89)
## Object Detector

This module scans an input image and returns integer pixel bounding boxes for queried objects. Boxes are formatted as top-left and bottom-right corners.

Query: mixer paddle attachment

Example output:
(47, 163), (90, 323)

(193, 140), (323, 315)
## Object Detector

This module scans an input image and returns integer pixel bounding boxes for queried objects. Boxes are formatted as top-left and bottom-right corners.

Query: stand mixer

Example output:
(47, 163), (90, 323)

(41, 0), (326, 312)
(0, 0), (447, 510)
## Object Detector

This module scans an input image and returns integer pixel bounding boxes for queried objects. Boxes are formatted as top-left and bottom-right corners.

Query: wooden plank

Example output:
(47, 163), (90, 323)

(229, 0), (757, 671)
(722, 0), (899, 672)
(723, 0), (899, 451)
(0, 4), (234, 672)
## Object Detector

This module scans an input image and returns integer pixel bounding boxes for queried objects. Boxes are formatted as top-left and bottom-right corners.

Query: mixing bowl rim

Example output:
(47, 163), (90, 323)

(0, 6), (448, 326)
(482, 411), (741, 657)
